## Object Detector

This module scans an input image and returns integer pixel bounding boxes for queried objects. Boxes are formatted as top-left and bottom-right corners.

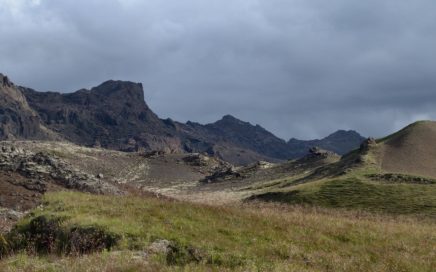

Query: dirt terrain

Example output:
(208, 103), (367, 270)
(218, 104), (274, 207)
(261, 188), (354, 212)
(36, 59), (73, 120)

(0, 140), (340, 210)
(0, 141), (235, 209)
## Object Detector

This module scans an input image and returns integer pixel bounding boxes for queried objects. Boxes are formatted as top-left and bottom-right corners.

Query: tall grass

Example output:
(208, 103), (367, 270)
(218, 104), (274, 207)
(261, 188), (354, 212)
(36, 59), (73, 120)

(1, 191), (435, 271)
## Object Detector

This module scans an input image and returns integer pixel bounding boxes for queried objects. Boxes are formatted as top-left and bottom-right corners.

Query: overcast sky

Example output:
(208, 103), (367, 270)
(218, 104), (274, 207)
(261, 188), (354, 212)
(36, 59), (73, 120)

(1, 0), (435, 140)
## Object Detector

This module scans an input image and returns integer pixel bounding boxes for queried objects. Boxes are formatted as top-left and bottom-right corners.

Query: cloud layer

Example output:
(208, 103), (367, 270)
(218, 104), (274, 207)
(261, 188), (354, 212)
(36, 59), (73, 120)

(1, 0), (435, 139)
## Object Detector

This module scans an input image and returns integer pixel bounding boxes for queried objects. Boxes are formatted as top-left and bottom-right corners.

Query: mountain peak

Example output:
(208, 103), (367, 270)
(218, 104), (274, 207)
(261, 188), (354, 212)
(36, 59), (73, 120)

(326, 130), (362, 139)
(0, 73), (13, 88)
(220, 114), (241, 122)
(91, 80), (144, 101)
(213, 115), (249, 127)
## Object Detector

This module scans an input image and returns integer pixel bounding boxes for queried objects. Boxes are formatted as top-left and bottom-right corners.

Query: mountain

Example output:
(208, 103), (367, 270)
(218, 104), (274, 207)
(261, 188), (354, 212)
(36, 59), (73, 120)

(1, 73), (365, 165)
(23, 80), (182, 152)
(175, 115), (294, 164)
(0, 74), (56, 140)
(378, 121), (436, 178)
(287, 130), (366, 158)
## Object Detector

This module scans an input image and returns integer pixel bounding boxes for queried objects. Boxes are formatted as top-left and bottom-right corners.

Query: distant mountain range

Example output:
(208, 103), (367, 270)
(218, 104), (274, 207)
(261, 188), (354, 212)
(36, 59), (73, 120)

(0, 73), (365, 165)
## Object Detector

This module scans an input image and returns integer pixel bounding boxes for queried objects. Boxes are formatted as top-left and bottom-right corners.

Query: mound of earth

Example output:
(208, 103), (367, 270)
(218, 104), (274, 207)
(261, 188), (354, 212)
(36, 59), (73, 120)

(379, 121), (436, 178)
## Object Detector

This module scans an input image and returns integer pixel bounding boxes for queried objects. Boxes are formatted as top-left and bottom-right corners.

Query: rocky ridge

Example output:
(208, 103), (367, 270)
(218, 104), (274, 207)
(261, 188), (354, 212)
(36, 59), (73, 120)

(0, 143), (121, 195)
(1, 73), (365, 165)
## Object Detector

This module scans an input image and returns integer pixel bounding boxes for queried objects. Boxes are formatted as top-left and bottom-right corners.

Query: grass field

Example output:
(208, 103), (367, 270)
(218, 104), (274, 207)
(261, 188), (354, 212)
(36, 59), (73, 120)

(1, 191), (435, 271)
(252, 178), (436, 218)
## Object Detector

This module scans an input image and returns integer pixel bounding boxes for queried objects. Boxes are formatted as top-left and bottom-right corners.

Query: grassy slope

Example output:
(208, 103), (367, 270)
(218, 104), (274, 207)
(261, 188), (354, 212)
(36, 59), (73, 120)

(249, 121), (436, 217)
(1, 191), (435, 271)
(253, 178), (436, 217)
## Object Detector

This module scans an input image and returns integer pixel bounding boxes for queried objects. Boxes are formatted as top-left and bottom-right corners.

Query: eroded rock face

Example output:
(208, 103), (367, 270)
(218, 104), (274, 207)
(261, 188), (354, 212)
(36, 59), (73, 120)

(0, 143), (121, 195)
(23, 80), (183, 153)
(0, 74), (52, 140)
(1, 73), (366, 166)
(0, 74), (12, 88)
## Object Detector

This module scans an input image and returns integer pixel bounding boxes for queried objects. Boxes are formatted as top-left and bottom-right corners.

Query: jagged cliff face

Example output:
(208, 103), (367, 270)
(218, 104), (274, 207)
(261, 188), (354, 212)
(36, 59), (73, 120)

(21, 79), (295, 163)
(0, 73), (365, 165)
(0, 74), (53, 140)
(23, 80), (182, 152)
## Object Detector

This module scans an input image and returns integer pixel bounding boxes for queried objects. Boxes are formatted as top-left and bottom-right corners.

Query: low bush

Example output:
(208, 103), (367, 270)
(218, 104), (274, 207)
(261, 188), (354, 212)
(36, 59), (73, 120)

(4, 215), (120, 256)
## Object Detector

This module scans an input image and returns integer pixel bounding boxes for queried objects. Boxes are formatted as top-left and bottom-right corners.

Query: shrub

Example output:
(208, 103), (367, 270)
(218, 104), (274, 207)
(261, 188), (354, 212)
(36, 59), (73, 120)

(5, 216), (119, 255)
(65, 226), (120, 254)
(166, 241), (206, 265)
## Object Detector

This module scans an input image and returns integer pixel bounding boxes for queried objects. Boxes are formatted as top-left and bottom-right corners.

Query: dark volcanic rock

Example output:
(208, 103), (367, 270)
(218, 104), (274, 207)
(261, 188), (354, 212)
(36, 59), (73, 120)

(176, 115), (292, 165)
(179, 117), (365, 165)
(23, 80), (182, 153)
(1, 73), (366, 165)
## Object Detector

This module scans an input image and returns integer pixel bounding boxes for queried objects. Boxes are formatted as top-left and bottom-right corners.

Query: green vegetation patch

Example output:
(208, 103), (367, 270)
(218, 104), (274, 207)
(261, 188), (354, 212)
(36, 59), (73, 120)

(4, 215), (119, 256)
(252, 178), (436, 217)
(1, 191), (435, 271)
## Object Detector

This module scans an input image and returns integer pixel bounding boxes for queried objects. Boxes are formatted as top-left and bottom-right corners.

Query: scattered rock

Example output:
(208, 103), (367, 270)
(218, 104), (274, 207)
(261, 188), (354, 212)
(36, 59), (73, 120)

(200, 167), (242, 183)
(182, 153), (210, 166)
(0, 209), (24, 221)
(308, 147), (338, 158)
(0, 143), (122, 195)
(147, 239), (171, 254)
(252, 161), (275, 169)
(0, 208), (24, 234)
(142, 150), (166, 158)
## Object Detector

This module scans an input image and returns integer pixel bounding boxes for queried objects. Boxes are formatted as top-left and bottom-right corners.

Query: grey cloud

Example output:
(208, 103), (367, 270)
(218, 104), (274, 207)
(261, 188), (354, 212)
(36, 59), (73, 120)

(1, 0), (435, 139)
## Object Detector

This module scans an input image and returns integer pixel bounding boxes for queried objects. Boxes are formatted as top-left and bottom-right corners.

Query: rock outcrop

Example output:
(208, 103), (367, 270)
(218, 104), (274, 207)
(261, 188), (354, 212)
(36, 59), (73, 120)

(360, 137), (377, 151)
(23, 80), (181, 153)
(0, 143), (121, 195)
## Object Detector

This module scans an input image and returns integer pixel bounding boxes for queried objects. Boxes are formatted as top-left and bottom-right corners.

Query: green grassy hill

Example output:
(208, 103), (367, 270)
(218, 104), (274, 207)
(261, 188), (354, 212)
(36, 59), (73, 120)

(1, 191), (435, 271)
(244, 121), (436, 218)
